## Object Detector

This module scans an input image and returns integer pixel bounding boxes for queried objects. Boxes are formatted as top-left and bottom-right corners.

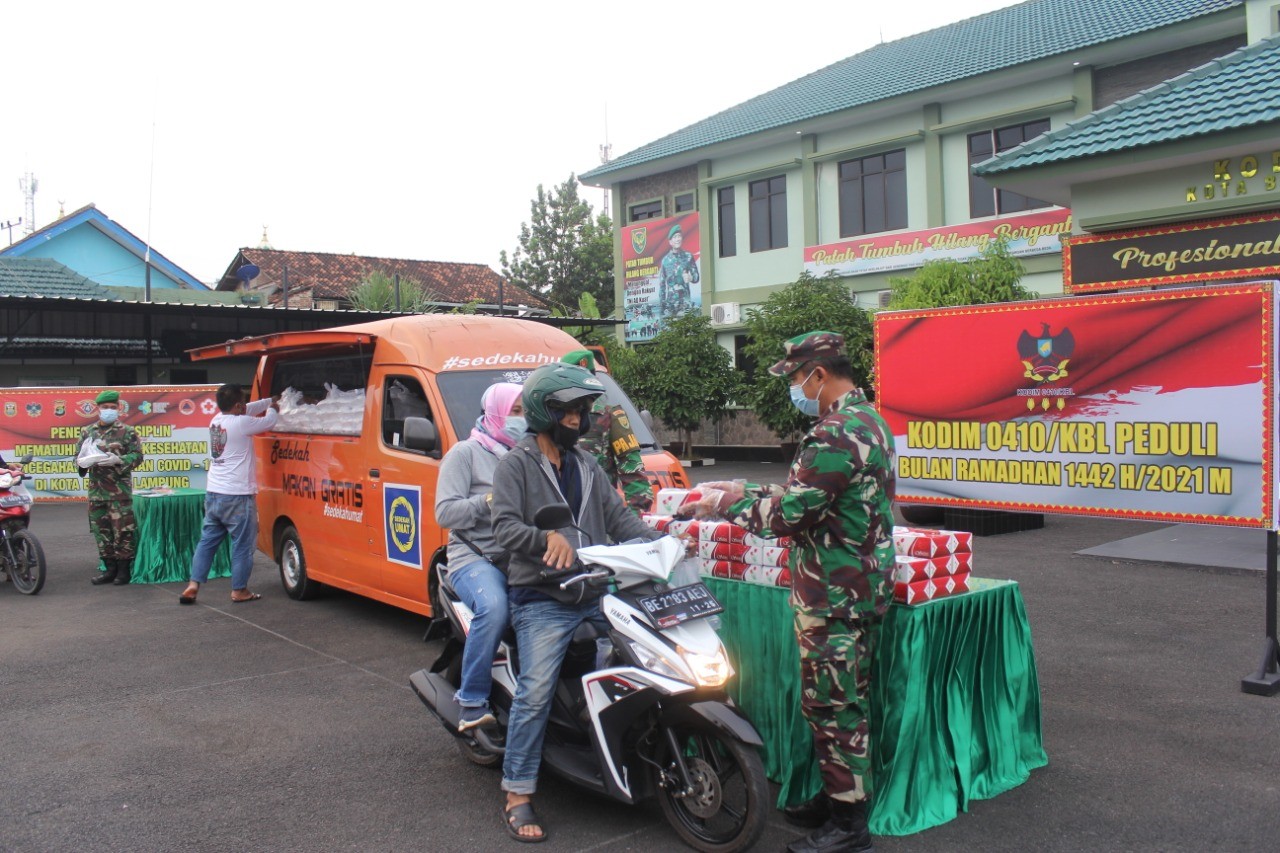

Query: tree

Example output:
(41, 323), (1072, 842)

(346, 270), (441, 312)
(500, 175), (616, 317)
(623, 312), (740, 457)
(741, 273), (873, 442)
(886, 236), (1033, 309)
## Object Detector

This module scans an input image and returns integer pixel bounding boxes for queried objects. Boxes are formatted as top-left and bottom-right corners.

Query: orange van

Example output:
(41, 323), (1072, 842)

(189, 314), (688, 617)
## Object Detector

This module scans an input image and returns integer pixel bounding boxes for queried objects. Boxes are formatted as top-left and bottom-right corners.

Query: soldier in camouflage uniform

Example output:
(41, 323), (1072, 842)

(658, 223), (699, 316)
(684, 331), (895, 853)
(561, 350), (654, 514)
(77, 390), (145, 586)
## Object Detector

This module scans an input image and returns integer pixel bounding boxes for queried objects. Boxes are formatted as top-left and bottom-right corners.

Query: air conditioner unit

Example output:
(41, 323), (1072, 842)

(877, 290), (893, 309)
(710, 302), (741, 325)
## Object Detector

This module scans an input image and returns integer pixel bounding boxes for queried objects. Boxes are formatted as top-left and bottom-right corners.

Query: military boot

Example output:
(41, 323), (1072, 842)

(783, 792), (831, 828)
(91, 559), (119, 585)
(113, 558), (133, 585)
(785, 799), (874, 853)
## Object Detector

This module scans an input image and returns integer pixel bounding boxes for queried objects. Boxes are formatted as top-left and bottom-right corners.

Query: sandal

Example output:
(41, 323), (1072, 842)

(178, 587), (198, 605)
(502, 801), (547, 843)
(230, 591), (262, 603)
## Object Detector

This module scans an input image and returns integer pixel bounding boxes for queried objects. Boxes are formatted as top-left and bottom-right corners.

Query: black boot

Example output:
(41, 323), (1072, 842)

(783, 792), (831, 828)
(785, 800), (874, 853)
(91, 559), (118, 585)
(113, 558), (132, 586)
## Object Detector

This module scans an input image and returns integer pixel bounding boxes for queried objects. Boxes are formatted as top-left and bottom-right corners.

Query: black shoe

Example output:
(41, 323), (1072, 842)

(113, 559), (132, 586)
(91, 560), (118, 585)
(783, 793), (831, 828)
(786, 802), (874, 853)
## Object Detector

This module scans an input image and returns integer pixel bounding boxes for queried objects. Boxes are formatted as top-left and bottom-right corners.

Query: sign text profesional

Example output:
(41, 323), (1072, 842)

(874, 283), (1276, 527)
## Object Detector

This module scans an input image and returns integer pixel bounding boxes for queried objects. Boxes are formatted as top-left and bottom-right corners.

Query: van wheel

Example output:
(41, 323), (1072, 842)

(279, 526), (321, 600)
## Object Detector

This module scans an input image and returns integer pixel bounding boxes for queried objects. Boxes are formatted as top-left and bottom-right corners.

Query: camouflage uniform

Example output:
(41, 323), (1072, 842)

(78, 421), (144, 561)
(659, 247), (699, 314)
(579, 397), (654, 514)
(708, 336), (896, 806)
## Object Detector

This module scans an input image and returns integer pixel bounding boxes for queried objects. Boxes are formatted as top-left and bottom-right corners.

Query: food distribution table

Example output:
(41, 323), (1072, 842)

(129, 488), (231, 584)
(704, 576), (1047, 836)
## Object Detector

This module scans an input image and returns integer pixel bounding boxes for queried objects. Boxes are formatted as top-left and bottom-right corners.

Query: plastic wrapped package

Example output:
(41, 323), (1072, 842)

(275, 385), (365, 435)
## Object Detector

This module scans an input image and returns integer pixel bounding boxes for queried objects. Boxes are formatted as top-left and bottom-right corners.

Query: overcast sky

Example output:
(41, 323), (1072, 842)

(1, 0), (1019, 285)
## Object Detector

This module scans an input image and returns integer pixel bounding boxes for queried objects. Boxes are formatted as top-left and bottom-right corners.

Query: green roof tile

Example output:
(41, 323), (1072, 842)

(976, 33), (1280, 174)
(0, 257), (118, 299)
(581, 0), (1240, 182)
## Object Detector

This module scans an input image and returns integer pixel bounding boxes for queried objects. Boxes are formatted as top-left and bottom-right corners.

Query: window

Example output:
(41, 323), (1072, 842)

(734, 334), (756, 385)
(717, 187), (737, 258)
(674, 192), (695, 213)
(629, 200), (663, 222)
(749, 175), (788, 252)
(839, 149), (907, 237)
(382, 375), (432, 451)
(968, 119), (1051, 218)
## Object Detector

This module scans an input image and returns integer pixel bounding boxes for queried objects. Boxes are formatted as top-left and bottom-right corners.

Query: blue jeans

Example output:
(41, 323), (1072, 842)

(447, 558), (509, 708)
(190, 493), (258, 591)
(501, 597), (604, 795)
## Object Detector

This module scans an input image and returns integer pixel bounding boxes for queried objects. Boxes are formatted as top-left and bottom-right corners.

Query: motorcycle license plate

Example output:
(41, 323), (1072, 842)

(638, 582), (724, 628)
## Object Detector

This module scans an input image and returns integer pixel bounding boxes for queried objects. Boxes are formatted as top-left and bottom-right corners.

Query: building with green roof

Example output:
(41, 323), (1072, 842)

(581, 0), (1259, 389)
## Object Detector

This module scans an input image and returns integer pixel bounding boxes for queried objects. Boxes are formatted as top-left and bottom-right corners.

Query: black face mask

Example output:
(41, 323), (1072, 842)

(552, 422), (580, 451)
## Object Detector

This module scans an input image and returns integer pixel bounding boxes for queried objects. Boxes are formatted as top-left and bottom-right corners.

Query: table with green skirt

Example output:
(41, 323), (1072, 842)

(703, 575), (1047, 837)
(128, 488), (231, 583)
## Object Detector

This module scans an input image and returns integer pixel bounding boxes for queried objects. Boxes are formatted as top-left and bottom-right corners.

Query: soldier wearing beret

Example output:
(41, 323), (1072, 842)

(683, 331), (895, 853)
(561, 350), (653, 515)
(77, 390), (145, 586)
(658, 222), (699, 317)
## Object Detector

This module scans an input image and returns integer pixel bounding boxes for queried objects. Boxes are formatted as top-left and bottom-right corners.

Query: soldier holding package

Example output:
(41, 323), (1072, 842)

(77, 390), (145, 586)
(561, 350), (653, 515)
(682, 331), (895, 853)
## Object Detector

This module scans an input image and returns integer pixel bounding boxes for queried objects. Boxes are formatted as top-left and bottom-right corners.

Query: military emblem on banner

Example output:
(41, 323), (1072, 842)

(1017, 322), (1074, 383)
(76, 400), (97, 417)
(631, 227), (648, 256)
(54, 400), (67, 417)
(25, 403), (42, 417)
(3, 402), (15, 417)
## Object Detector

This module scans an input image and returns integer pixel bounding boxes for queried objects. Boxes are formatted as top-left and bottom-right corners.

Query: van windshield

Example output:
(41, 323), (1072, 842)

(436, 370), (659, 450)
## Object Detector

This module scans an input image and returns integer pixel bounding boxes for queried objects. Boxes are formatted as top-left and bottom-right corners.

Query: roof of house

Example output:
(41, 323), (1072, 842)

(580, 0), (1240, 182)
(0, 257), (118, 299)
(218, 248), (548, 311)
(975, 33), (1280, 175)
(0, 204), (210, 290)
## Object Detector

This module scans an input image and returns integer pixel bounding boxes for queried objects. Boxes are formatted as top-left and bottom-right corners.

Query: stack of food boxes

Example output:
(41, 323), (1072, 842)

(892, 526), (973, 604)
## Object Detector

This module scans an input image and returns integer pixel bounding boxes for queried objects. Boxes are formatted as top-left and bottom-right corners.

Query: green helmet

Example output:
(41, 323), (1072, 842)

(522, 363), (605, 433)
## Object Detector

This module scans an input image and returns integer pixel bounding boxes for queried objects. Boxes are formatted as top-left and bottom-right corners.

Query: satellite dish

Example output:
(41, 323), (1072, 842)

(236, 264), (261, 283)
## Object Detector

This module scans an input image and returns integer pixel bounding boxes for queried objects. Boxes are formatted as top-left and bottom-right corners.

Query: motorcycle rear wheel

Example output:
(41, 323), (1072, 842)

(6, 529), (46, 595)
(654, 724), (767, 853)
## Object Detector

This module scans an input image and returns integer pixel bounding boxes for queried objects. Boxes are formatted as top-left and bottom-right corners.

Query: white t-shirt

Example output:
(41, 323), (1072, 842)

(206, 398), (279, 495)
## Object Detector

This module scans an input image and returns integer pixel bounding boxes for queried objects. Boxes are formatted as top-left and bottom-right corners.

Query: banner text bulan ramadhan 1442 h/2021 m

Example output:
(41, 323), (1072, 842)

(0, 386), (219, 501)
(874, 283), (1277, 528)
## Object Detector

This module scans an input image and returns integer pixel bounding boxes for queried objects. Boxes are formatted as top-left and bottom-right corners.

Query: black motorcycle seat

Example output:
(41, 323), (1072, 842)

(571, 622), (600, 643)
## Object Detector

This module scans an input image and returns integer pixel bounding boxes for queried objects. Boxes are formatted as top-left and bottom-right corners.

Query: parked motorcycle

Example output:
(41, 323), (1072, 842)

(0, 454), (45, 595)
(411, 505), (767, 852)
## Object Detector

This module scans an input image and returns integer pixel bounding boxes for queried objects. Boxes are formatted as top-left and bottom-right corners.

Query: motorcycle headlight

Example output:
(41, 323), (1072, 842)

(626, 640), (733, 689)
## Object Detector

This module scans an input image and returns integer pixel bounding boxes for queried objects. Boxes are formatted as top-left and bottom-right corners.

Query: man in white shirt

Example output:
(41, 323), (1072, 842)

(179, 384), (279, 605)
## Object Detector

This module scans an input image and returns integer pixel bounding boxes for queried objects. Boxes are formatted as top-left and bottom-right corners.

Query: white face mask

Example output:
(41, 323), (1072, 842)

(99, 408), (120, 424)
(501, 415), (528, 444)
(788, 369), (822, 417)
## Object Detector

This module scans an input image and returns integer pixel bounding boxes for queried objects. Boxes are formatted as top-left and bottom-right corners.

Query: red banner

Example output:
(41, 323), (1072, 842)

(874, 283), (1276, 527)
(621, 212), (702, 342)
(0, 386), (218, 500)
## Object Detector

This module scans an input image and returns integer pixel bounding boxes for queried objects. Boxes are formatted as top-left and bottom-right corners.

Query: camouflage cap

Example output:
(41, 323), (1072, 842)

(768, 331), (845, 377)
(95, 389), (120, 404)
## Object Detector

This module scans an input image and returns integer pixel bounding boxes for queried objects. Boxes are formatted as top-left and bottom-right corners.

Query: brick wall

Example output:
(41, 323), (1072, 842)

(1093, 37), (1242, 107)
(621, 165), (700, 219)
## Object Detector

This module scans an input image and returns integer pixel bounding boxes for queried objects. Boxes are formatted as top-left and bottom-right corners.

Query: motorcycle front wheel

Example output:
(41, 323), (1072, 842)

(654, 724), (768, 853)
(5, 529), (46, 595)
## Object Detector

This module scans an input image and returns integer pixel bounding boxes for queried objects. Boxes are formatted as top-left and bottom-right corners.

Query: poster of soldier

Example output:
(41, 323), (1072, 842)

(620, 212), (702, 342)
(875, 283), (1277, 528)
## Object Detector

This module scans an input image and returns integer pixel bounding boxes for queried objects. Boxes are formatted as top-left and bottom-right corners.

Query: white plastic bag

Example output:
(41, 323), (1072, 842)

(76, 440), (110, 468)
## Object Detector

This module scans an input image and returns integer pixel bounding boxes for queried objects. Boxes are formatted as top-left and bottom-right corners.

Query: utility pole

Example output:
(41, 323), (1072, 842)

(1, 217), (20, 245)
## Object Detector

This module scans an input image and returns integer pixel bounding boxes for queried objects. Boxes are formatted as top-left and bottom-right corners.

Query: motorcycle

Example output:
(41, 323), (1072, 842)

(411, 505), (768, 852)
(0, 454), (45, 595)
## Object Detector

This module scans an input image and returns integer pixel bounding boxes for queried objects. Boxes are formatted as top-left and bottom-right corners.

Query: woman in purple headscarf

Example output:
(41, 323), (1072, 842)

(433, 382), (526, 731)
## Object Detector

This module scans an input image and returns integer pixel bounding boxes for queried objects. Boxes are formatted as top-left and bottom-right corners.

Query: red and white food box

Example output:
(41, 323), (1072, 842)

(655, 488), (702, 516)
(741, 564), (790, 587)
(699, 521), (750, 544)
(668, 519), (700, 540)
(893, 571), (970, 604)
(642, 513), (673, 533)
(742, 544), (789, 568)
(699, 558), (748, 580)
(892, 526), (973, 558)
(892, 552), (972, 584)
(698, 540), (750, 561)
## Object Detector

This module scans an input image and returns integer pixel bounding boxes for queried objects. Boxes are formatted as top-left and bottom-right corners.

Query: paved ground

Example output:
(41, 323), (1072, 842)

(4, 465), (1279, 852)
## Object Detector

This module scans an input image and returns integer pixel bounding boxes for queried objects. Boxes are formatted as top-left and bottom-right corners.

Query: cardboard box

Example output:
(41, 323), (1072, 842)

(655, 488), (702, 516)
(892, 526), (973, 558)
(698, 558), (748, 580)
(742, 564), (790, 587)
(642, 514), (673, 533)
(892, 552), (972, 583)
(698, 540), (750, 561)
(699, 521), (749, 544)
(893, 571), (970, 604)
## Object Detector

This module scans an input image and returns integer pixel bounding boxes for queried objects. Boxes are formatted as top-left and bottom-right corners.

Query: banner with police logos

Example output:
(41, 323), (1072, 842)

(0, 386), (219, 500)
(874, 283), (1277, 528)
(621, 212), (702, 342)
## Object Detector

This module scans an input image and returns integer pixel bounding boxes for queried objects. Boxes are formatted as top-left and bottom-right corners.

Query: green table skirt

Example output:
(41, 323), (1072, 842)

(130, 488), (231, 584)
(705, 576), (1047, 837)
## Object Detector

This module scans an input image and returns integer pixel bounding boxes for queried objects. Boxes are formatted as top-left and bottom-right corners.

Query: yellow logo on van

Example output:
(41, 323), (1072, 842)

(389, 496), (416, 553)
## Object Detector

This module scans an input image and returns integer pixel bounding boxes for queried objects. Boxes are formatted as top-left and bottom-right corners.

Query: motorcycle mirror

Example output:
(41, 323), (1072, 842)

(533, 504), (573, 531)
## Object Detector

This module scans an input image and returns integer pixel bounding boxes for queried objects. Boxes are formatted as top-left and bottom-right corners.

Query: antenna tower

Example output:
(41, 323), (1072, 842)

(19, 172), (37, 235)
(599, 105), (612, 217)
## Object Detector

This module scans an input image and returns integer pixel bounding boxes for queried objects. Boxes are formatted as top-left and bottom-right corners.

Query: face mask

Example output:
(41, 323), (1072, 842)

(99, 409), (120, 424)
(789, 370), (822, 417)
(502, 415), (527, 445)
